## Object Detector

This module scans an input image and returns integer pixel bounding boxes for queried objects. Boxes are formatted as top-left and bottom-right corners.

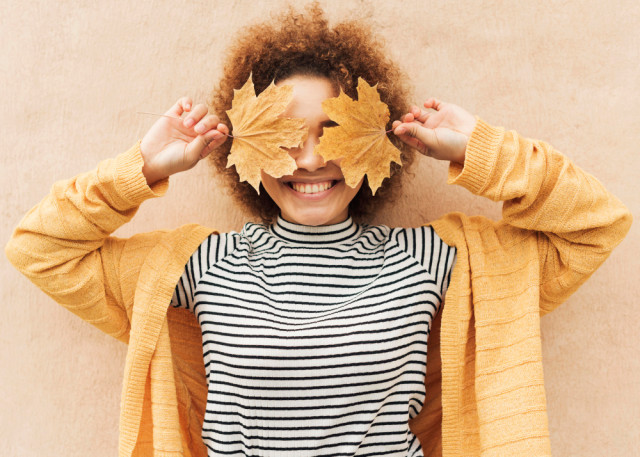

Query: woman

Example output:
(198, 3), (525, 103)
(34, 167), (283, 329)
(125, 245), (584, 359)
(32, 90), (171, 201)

(5, 4), (631, 457)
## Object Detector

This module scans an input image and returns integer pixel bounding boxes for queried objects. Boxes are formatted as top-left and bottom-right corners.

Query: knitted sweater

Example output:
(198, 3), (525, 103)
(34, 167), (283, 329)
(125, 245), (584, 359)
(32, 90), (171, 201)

(5, 119), (632, 457)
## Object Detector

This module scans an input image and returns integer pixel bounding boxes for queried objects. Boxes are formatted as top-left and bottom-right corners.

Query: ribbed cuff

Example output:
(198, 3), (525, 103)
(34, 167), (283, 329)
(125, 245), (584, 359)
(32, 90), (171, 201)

(114, 141), (169, 206)
(448, 117), (504, 195)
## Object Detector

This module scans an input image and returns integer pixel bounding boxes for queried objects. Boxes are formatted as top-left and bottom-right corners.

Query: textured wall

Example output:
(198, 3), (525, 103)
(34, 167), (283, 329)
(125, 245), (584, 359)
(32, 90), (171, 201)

(1, 1), (638, 455)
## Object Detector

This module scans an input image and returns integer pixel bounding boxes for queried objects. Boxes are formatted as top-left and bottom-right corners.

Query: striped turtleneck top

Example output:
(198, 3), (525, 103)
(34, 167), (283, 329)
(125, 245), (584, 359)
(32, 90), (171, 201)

(171, 215), (456, 456)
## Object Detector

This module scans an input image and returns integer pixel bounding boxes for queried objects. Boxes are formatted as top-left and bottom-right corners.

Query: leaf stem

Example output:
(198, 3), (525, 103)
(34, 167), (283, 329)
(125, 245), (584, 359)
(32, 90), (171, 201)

(136, 111), (182, 121)
(136, 111), (237, 137)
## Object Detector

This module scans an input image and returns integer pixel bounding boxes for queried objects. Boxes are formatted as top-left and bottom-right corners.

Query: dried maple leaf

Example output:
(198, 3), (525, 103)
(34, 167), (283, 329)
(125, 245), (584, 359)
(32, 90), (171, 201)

(314, 77), (402, 195)
(226, 75), (307, 193)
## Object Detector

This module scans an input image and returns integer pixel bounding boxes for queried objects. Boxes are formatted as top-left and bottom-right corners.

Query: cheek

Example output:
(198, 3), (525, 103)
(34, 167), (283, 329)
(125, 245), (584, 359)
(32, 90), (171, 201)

(345, 179), (364, 202)
(260, 172), (282, 200)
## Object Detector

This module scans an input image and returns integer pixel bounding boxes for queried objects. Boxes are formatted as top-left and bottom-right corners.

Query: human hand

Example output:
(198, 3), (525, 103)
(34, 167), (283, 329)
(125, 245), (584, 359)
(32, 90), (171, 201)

(140, 97), (229, 185)
(392, 98), (476, 165)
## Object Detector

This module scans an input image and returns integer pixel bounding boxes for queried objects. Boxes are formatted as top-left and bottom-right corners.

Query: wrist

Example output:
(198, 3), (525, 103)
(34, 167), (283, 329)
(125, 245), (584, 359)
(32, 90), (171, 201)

(451, 144), (466, 166)
(114, 142), (170, 205)
(447, 118), (504, 194)
(451, 117), (477, 165)
(141, 162), (169, 187)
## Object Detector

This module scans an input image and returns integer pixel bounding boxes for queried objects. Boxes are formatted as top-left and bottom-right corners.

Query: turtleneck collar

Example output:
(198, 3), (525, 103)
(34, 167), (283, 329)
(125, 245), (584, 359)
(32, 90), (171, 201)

(269, 214), (361, 245)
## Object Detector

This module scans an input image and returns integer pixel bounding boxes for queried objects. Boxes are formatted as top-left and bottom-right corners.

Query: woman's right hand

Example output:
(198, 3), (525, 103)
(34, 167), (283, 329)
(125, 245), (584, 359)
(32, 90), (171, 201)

(140, 96), (229, 185)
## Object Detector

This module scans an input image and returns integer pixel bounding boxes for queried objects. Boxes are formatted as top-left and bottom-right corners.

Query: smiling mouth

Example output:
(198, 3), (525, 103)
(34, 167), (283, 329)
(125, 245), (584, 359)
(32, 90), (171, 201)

(286, 180), (338, 194)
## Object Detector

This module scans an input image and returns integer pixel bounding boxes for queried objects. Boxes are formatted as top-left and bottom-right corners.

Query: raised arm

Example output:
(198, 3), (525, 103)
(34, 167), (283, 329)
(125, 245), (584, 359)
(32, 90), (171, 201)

(5, 146), (167, 342)
(5, 97), (228, 340)
(393, 100), (632, 314)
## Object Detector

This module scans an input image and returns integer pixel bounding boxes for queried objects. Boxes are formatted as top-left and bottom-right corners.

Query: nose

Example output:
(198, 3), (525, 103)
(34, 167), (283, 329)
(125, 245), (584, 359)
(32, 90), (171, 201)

(288, 131), (325, 172)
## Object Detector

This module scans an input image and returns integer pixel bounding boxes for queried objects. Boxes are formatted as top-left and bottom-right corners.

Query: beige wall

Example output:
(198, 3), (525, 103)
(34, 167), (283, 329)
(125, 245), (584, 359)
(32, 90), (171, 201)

(1, 1), (638, 455)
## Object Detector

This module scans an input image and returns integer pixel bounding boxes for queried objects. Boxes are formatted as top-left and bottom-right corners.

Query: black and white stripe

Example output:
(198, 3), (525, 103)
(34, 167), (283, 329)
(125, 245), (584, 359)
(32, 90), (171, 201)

(172, 215), (456, 457)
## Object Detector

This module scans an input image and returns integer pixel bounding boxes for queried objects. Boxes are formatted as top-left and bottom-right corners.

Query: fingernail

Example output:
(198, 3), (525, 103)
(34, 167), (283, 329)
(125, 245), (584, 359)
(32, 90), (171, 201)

(396, 127), (405, 135)
(184, 118), (194, 128)
(195, 124), (205, 133)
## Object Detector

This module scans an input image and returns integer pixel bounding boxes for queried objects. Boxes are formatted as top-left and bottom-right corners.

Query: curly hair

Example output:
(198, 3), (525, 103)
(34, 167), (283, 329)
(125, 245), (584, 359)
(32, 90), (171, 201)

(208, 2), (415, 224)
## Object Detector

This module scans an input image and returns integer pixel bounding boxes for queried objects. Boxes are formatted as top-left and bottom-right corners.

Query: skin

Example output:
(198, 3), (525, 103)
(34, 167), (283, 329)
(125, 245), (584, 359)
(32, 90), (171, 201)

(259, 76), (363, 226)
(139, 77), (478, 224)
(392, 99), (476, 165)
(140, 98), (228, 185)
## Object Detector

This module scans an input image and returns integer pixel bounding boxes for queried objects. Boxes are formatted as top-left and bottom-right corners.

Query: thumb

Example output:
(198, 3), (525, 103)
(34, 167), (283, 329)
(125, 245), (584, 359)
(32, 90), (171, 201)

(394, 122), (438, 155)
(184, 132), (217, 166)
(401, 123), (437, 146)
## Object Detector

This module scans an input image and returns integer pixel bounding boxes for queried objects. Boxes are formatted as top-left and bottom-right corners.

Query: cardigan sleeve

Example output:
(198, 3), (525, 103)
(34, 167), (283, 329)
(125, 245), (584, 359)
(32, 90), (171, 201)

(448, 118), (632, 315)
(4, 142), (169, 342)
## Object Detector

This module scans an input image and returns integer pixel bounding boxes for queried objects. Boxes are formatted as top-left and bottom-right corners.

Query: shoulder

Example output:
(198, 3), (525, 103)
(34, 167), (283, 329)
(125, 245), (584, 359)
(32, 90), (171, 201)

(113, 224), (215, 264)
(112, 224), (217, 312)
(357, 224), (393, 246)
(387, 224), (456, 272)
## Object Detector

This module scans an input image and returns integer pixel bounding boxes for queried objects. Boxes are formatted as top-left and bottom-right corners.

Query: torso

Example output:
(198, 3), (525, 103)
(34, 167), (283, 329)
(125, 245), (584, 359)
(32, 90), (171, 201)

(172, 216), (456, 456)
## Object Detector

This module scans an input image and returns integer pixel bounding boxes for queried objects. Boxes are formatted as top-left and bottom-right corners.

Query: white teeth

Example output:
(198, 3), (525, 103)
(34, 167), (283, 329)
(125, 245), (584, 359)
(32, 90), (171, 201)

(290, 181), (334, 194)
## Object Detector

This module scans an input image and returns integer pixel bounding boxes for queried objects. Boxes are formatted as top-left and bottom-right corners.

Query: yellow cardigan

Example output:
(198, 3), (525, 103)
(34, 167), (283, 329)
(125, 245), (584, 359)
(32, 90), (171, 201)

(6, 119), (631, 457)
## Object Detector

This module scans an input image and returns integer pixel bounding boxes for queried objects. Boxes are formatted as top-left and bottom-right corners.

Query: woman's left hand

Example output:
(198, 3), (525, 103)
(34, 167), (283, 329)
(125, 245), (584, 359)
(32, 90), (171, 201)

(392, 98), (476, 165)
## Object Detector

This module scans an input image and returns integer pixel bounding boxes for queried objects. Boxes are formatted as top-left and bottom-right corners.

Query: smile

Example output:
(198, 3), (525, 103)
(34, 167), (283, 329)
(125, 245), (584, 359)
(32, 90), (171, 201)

(286, 180), (337, 194)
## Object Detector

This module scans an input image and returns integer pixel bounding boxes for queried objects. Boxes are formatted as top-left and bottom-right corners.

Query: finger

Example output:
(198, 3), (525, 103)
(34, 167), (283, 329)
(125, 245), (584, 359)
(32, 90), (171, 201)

(216, 123), (230, 136)
(183, 104), (208, 129)
(415, 109), (432, 123)
(423, 98), (444, 111)
(199, 130), (228, 159)
(167, 96), (192, 117)
(394, 131), (429, 155)
(190, 129), (229, 161)
(393, 123), (427, 152)
(394, 122), (437, 154)
(402, 112), (415, 123)
(404, 123), (438, 148)
(194, 113), (221, 135)
(184, 134), (210, 163)
(209, 129), (228, 147)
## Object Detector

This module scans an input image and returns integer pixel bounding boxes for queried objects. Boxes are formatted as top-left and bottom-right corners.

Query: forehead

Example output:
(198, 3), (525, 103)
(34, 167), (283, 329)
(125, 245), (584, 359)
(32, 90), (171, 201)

(278, 76), (337, 120)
